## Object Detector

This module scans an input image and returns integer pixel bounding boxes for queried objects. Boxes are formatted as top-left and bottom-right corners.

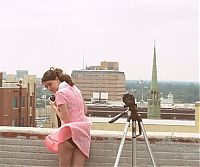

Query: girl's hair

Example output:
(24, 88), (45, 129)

(42, 67), (74, 86)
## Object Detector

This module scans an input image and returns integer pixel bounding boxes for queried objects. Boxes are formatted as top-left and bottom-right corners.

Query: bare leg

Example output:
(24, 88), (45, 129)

(58, 140), (75, 167)
(72, 148), (86, 167)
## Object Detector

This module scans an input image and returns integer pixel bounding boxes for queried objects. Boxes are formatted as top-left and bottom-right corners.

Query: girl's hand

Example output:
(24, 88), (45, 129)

(49, 99), (55, 106)
(49, 98), (57, 111)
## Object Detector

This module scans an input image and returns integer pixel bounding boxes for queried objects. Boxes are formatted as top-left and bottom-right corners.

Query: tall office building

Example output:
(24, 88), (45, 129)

(71, 61), (125, 101)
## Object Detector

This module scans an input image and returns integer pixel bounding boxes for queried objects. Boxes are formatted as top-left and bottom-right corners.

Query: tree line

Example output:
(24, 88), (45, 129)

(126, 80), (199, 103)
(36, 80), (199, 107)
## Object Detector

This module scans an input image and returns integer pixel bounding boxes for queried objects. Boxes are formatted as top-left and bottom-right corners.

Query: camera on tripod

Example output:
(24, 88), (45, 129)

(122, 93), (137, 112)
(109, 92), (156, 167)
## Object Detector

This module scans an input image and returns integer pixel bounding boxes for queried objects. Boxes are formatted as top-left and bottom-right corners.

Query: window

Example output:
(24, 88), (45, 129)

(13, 97), (18, 108)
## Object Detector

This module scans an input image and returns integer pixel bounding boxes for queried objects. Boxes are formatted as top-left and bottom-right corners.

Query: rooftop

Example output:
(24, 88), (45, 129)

(0, 126), (199, 167)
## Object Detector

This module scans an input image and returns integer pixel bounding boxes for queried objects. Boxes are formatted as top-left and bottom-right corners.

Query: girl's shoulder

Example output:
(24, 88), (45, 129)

(72, 85), (81, 92)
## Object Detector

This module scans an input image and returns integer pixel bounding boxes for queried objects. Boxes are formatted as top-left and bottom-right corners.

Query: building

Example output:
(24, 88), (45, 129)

(160, 92), (174, 104)
(147, 43), (161, 119)
(100, 61), (119, 70)
(0, 72), (36, 127)
(86, 104), (195, 120)
(71, 61), (125, 101)
(16, 70), (28, 80)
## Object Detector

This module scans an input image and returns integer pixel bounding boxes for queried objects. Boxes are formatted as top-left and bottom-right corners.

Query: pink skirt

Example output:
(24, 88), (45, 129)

(44, 121), (91, 157)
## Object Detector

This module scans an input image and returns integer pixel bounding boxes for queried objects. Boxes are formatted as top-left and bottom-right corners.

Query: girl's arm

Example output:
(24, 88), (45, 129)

(57, 104), (70, 123)
(50, 101), (70, 123)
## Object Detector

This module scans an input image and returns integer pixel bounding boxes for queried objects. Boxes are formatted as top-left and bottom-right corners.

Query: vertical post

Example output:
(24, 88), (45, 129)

(17, 78), (23, 127)
(44, 94), (47, 120)
(19, 85), (22, 126)
(195, 102), (200, 132)
(44, 94), (46, 108)
(42, 88), (47, 120)
(0, 72), (3, 87)
(139, 80), (144, 102)
(32, 82), (36, 127)
(141, 86), (144, 101)
(27, 83), (30, 126)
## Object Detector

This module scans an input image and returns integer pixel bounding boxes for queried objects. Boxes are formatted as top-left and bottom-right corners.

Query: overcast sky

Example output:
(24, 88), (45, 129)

(0, 0), (199, 82)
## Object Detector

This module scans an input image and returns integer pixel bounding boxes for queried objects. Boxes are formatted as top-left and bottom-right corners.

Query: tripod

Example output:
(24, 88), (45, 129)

(109, 93), (156, 167)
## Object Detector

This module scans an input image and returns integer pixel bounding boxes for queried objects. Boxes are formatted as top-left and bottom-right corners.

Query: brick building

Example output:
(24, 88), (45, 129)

(0, 72), (36, 127)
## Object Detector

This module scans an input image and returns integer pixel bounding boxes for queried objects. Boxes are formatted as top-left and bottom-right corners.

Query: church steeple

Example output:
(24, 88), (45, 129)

(151, 42), (158, 91)
(147, 42), (161, 119)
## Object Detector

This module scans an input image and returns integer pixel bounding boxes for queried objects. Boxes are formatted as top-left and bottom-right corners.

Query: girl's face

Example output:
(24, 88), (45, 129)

(43, 77), (60, 93)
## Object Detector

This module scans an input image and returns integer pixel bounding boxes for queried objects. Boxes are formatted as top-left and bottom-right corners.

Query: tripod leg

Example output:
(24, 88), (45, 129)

(139, 121), (157, 167)
(132, 120), (137, 167)
(114, 121), (130, 167)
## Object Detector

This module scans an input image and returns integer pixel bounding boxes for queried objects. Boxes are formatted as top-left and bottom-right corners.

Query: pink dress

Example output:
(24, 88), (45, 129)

(44, 82), (92, 158)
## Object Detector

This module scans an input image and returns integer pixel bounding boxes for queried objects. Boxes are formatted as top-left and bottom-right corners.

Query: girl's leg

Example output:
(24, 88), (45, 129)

(58, 140), (75, 167)
(72, 148), (87, 167)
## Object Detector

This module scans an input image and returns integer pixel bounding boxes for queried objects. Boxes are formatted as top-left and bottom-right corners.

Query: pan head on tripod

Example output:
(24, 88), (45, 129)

(122, 93), (137, 111)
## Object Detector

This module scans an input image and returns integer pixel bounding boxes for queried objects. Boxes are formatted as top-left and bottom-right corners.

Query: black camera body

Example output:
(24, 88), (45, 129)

(123, 93), (136, 108)
(49, 95), (61, 127)
(49, 95), (55, 102)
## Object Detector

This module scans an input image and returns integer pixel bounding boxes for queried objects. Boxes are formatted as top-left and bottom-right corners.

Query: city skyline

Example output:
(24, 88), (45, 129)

(0, 0), (198, 82)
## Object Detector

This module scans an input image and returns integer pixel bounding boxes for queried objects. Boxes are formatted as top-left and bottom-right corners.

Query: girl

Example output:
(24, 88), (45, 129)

(42, 67), (91, 167)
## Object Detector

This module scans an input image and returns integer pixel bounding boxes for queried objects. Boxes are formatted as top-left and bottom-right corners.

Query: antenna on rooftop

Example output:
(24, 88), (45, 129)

(82, 48), (85, 70)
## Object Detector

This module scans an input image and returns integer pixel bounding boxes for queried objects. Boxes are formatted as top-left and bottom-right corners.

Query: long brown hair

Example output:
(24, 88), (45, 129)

(42, 67), (74, 86)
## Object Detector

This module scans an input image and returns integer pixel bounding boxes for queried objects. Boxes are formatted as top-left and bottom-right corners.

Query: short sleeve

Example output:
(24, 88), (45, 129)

(55, 92), (67, 106)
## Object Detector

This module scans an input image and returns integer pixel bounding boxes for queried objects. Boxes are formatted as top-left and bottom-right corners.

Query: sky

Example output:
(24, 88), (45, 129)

(0, 0), (199, 82)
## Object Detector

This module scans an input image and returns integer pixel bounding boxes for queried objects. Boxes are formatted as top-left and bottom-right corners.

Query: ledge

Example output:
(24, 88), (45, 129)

(89, 117), (195, 126)
(0, 126), (199, 143)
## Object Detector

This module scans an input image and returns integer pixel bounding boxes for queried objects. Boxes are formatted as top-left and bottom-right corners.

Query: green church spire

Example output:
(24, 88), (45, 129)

(147, 42), (161, 119)
(151, 43), (158, 91)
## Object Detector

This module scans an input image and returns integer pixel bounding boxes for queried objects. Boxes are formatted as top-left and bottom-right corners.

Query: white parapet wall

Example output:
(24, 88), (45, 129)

(0, 126), (199, 167)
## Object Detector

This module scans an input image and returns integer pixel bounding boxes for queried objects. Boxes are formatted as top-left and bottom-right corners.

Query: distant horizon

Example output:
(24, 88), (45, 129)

(1, 63), (199, 83)
(125, 79), (199, 83)
(1, 69), (199, 83)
